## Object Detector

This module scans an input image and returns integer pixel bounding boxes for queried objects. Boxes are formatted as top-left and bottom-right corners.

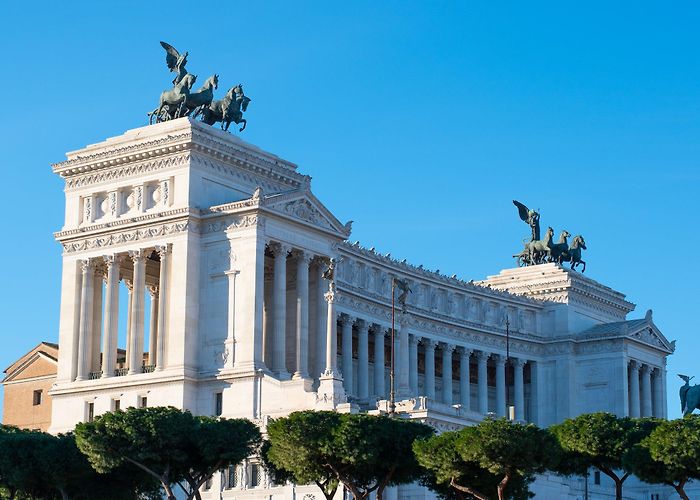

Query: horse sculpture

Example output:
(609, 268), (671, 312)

(199, 84), (251, 132)
(560, 235), (586, 272)
(679, 374), (700, 415)
(514, 226), (553, 266)
(184, 74), (218, 117)
(550, 230), (571, 264)
(148, 73), (197, 124)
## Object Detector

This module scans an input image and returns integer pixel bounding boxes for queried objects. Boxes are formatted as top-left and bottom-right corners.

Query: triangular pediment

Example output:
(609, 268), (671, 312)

(3, 343), (58, 383)
(627, 320), (674, 353)
(263, 189), (351, 238)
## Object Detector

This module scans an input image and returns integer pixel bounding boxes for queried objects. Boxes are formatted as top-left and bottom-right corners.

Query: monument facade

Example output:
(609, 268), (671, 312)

(47, 117), (674, 498)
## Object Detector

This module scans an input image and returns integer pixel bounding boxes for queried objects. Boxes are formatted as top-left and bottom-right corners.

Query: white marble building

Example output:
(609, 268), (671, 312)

(49, 118), (676, 499)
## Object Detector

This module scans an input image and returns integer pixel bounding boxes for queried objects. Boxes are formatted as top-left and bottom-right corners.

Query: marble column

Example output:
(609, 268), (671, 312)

(155, 244), (170, 372)
(652, 368), (664, 417)
(101, 255), (120, 378)
(476, 351), (489, 414)
(629, 360), (641, 418)
(373, 326), (385, 397)
(148, 286), (159, 366)
(641, 364), (652, 417)
(124, 280), (133, 370)
(409, 335), (420, 395)
(293, 252), (311, 379)
(341, 315), (353, 394)
(424, 340), (436, 400)
(397, 322), (410, 398)
(128, 250), (146, 375)
(459, 348), (471, 410)
(272, 243), (290, 378)
(90, 271), (104, 374)
(495, 355), (506, 417)
(321, 288), (338, 375)
(357, 319), (369, 401)
(514, 358), (526, 421)
(442, 344), (455, 405)
(315, 259), (328, 378)
(75, 259), (96, 381)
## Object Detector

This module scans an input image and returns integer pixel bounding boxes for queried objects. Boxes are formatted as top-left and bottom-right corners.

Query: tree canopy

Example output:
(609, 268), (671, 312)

(75, 406), (261, 500)
(550, 412), (659, 500)
(265, 410), (433, 500)
(415, 418), (555, 500)
(624, 415), (700, 500)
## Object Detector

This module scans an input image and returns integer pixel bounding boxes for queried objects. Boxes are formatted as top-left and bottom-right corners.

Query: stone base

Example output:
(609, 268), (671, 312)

(315, 371), (348, 410)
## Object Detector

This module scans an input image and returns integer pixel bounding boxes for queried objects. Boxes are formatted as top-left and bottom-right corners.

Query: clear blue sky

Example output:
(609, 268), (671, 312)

(1, 2), (698, 420)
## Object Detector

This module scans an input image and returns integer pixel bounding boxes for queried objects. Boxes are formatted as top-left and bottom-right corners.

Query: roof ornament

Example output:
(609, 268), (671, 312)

(511, 200), (587, 272)
(148, 41), (251, 132)
(679, 374), (699, 416)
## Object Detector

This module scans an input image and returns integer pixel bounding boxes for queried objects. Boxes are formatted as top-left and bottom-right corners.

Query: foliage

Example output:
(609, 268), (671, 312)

(0, 425), (158, 500)
(550, 413), (659, 500)
(414, 430), (532, 500)
(75, 406), (261, 500)
(266, 410), (433, 500)
(624, 415), (700, 500)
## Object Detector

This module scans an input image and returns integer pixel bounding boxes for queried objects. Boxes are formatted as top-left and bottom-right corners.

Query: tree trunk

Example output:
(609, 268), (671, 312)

(674, 481), (690, 500)
(599, 467), (627, 500)
(58, 487), (69, 500)
(450, 478), (490, 500)
(614, 478), (623, 500)
(497, 472), (511, 500)
(162, 483), (177, 500)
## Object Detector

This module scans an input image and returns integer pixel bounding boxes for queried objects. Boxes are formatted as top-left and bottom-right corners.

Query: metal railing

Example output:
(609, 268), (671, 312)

(142, 364), (156, 373)
(88, 371), (102, 380)
(114, 368), (128, 377)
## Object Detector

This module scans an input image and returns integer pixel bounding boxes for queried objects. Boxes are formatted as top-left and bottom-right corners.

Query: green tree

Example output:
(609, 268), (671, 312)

(75, 406), (261, 500)
(266, 411), (433, 500)
(550, 413), (659, 500)
(624, 416), (700, 500)
(416, 418), (554, 500)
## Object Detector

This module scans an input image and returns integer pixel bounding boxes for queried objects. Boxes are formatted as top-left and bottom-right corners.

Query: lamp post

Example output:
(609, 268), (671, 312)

(389, 278), (396, 415)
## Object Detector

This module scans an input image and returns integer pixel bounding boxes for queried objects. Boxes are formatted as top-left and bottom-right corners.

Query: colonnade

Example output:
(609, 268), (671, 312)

(73, 245), (170, 381)
(628, 359), (664, 418)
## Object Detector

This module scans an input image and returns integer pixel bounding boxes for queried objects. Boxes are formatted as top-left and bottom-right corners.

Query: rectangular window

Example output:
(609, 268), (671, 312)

(113, 399), (121, 411)
(140, 396), (148, 408)
(250, 464), (260, 488)
(87, 402), (95, 423)
(215, 392), (223, 416)
(594, 471), (601, 485)
(227, 464), (237, 489)
(32, 390), (43, 406)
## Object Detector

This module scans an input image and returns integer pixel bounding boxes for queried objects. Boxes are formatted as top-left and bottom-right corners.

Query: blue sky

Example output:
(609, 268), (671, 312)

(1, 2), (698, 419)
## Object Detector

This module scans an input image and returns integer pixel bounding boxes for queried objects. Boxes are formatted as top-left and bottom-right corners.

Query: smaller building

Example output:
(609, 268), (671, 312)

(2, 342), (59, 431)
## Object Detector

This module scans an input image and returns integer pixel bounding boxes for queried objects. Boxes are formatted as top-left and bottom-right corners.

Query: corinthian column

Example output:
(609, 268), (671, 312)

(75, 259), (96, 381)
(442, 344), (455, 404)
(409, 335), (420, 395)
(272, 243), (290, 378)
(495, 355), (506, 417)
(101, 255), (120, 378)
(476, 351), (489, 414)
(641, 364), (652, 417)
(629, 360), (641, 418)
(293, 251), (311, 379)
(514, 358), (526, 421)
(147, 286), (159, 367)
(459, 348), (471, 410)
(424, 340), (436, 399)
(357, 319), (369, 401)
(341, 315), (354, 394)
(373, 325), (385, 397)
(128, 250), (146, 375)
(155, 244), (169, 371)
(324, 287), (339, 375)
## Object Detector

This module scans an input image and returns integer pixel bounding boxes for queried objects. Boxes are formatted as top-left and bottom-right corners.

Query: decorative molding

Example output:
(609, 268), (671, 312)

(60, 220), (192, 253)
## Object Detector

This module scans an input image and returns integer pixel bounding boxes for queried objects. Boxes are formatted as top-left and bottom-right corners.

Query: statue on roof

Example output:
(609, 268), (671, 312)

(679, 374), (700, 416)
(511, 200), (588, 271)
(149, 41), (252, 132)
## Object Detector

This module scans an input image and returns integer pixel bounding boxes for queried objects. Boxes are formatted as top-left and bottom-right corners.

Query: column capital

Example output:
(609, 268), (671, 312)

(422, 338), (438, 350)
(493, 354), (507, 366)
(123, 279), (133, 292)
(355, 318), (369, 332)
(148, 285), (159, 298)
(128, 249), (146, 263)
(512, 357), (527, 368)
(371, 324), (386, 337)
(629, 359), (640, 370)
(474, 350), (490, 362)
(640, 363), (651, 374)
(460, 346), (473, 358)
(293, 249), (313, 266)
(269, 241), (292, 257)
(442, 343), (456, 354)
(338, 313), (354, 326)
(102, 254), (123, 267)
(155, 243), (172, 258)
(409, 334), (421, 346)
(81, 258), (97, 273)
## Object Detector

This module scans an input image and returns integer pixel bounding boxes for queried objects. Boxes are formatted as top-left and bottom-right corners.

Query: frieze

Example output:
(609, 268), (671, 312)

(202, 214), (265, 234)
(55, 208), (193, 239)
(60, 220), (192, 253)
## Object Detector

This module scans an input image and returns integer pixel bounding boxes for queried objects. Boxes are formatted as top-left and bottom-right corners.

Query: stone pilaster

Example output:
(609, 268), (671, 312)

(442, 343), (455, 405)
(155, 244), (170, 372)
(629, 360), (640, 418)
(100, 255), (120, 378)
(641, 364), (652, 417)
(293, 251), (311, 379)
(128, 250), (146, 375)
(357, 319), (369, 401)
(459, 347), (472, 410)
(271, 243), (290, 378)
(424, 339), (437, 400)
(476, 350), (489, 414)
(75, 259), (96, 381)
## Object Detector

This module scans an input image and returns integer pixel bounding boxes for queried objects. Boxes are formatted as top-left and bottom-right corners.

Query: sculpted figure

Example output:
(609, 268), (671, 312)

(559, 235), (587, 272)
(160, 41), (189, 85)
(184, 74), (218, 116)
(549, 230), (571, 264)
(679, 374), (700, 415)
(394, 278), (412, 311)
(199, 84), (251, 132)
(513, 200), (540, 242)
(148, 73), (197, 124)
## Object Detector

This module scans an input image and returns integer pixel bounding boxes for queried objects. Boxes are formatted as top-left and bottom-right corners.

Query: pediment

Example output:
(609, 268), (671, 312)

(3, 349), (58, 383)
(263, 189), (352, 238)
(627, 321), (674, 353)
